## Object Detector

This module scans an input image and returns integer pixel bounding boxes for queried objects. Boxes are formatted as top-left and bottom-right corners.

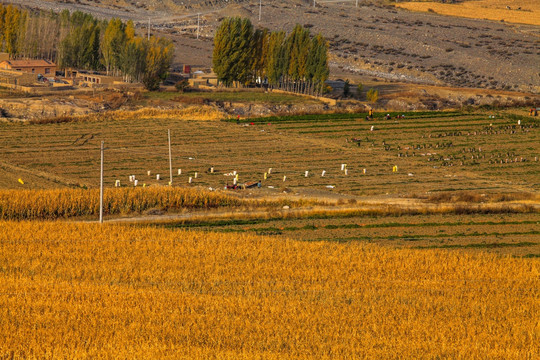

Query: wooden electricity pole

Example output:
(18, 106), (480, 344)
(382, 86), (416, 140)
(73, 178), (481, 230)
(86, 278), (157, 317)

(99, 141), (104, 224)
(168, 129), (173, 185)
(197, 13), (200, 39)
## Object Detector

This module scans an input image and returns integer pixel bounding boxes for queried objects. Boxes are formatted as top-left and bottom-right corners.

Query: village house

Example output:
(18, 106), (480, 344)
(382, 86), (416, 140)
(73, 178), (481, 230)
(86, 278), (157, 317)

(0, 59), (56, 76)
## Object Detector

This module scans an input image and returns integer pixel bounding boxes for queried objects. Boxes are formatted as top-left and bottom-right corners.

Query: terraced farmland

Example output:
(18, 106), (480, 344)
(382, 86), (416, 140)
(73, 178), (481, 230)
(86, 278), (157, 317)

(1, 110), (538, 197)
(159, 211), (540, 257)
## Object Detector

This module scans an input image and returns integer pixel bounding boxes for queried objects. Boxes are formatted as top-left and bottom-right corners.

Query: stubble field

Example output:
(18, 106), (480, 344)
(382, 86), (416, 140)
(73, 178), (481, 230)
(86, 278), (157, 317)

(1, 109), (538, 195)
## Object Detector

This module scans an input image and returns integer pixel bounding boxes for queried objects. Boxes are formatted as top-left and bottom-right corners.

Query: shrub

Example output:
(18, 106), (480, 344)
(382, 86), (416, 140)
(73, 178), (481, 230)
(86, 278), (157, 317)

(175, 79), (190, 92)
(343, 80), (350, 97)
(356, 83), (364, 99)
(366, 88), (379, 103)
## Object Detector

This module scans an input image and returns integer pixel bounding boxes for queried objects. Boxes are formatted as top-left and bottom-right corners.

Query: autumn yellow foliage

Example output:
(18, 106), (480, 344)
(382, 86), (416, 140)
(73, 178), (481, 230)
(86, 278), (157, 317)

(0, 187), (239, 220)
(29, 105), (228, 124)
(0, 221), (538, 358)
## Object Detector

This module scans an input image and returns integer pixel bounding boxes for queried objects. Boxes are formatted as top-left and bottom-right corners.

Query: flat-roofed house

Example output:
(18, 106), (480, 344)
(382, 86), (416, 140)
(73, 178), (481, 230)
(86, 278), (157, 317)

(0, 59), (56, 75)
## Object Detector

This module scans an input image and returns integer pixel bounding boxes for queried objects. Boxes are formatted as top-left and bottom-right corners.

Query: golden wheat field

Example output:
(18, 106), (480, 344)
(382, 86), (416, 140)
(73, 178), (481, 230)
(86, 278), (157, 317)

(397, 0), (540, 26)
(1, 221), (538, 359)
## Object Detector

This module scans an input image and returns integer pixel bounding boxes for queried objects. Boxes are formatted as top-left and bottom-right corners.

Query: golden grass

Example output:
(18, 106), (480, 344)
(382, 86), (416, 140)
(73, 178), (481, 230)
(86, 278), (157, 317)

(396, 0), (540, 26)
(28, 105), (228, 124)
(0, 187), (239, 220)
(0, 221), (538, 358)
(0, 187), (536, 221)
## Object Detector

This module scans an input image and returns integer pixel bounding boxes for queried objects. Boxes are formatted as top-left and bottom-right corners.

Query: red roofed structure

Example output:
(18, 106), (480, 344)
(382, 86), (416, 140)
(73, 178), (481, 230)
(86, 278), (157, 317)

(0, 59), (56, 75)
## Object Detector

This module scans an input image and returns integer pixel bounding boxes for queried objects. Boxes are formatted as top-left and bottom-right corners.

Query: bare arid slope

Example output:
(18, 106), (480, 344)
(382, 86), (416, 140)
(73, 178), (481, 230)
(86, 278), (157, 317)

(9, 0), (540, 93)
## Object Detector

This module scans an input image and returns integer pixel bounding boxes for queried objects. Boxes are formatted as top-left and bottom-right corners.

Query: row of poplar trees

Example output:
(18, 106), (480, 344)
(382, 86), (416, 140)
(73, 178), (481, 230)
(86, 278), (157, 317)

(0, 4), (173, 90)
(213, 17), (329, 96)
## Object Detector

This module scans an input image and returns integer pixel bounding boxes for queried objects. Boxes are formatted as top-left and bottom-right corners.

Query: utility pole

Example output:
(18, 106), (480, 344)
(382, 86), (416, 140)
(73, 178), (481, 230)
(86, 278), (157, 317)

(148, 18), (150, 40)
(168, 129), (173, 185)
(313, 0), (316, 8)
(99, 141), (104, 224)
(197, 13), (200, 39)
(259, 0), (262, 21)
(356, 0), (358, 7)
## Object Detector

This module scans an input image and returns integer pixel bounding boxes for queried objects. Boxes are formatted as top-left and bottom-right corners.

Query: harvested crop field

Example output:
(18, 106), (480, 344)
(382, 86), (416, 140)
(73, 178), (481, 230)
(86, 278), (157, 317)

(161, 211), (540, 257)
(1, 110), (538, 197)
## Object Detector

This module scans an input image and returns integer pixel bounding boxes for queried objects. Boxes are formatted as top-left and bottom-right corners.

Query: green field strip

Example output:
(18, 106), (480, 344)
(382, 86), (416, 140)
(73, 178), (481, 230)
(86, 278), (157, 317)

(246, 225), (540, 236)
(225, 111), (468, 124)
(168, 218), (540, 231)
(308, 232), (539, 243)
(295, 122), (518, 135)
(274, 117), (490, 131)
(413, 242), (538, 250)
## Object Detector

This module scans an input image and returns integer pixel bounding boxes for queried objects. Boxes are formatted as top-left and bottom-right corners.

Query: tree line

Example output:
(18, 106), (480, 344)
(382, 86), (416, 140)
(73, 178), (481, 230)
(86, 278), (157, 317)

(0, 4), (173, 90)
(213, 18), (329, 96)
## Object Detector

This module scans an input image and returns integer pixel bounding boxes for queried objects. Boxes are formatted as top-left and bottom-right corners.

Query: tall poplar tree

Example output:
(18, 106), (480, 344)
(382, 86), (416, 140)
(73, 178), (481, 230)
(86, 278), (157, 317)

(306, 33), (329, 95)
(266, 31), (286, 88)
(4, 5), (20, 56)
(213, 17), (254, 86)
(252, 28), (268, 82)
(101, 18), (126, 75)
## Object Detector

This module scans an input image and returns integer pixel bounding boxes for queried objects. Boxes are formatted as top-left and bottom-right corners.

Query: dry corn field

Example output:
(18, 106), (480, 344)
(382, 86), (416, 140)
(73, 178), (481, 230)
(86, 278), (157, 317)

(0, 188), (239, 220)
(0, 221), (538, 359)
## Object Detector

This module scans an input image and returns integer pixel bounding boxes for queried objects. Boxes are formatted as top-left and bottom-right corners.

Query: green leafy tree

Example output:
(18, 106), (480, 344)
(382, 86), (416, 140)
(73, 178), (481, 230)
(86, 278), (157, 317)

(213, 17), (254, 87)
(120, 36), (147, 83)
(15, 8), (27, 57)
(285, 24), (311, 91)
(212, 17), (234, 86)
(212, 17), (328, 93)
(265, 31), (286, 88)
(306, 33), (329, 95)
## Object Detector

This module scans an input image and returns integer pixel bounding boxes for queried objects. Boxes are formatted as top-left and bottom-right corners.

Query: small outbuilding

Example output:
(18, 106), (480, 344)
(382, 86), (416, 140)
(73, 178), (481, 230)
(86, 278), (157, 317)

(0, 69), (36, 86)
